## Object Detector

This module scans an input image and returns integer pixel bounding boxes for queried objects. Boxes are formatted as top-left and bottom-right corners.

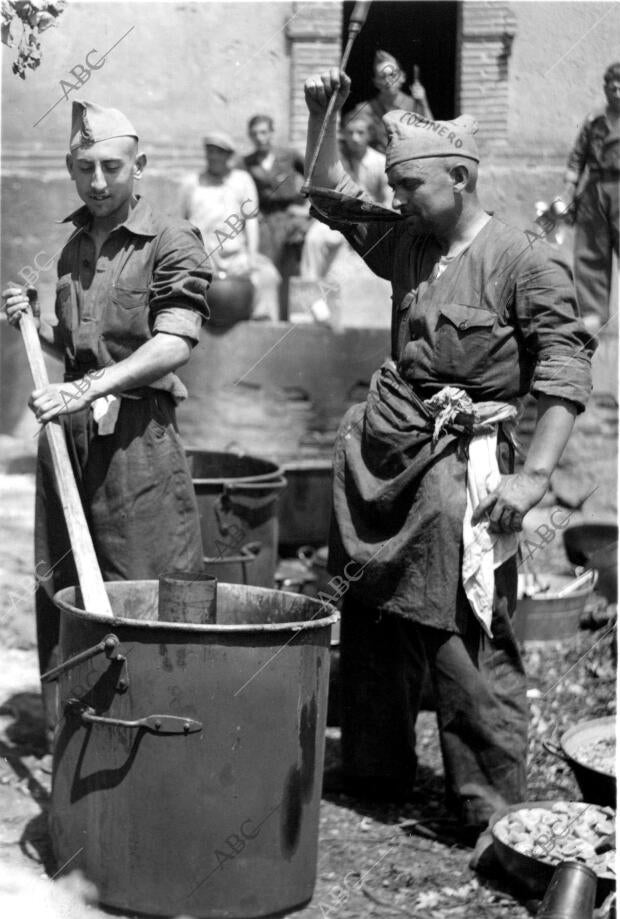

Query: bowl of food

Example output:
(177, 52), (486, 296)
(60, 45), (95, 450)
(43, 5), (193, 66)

(490, 801), (615, 899)
(544, 716), (616, 807)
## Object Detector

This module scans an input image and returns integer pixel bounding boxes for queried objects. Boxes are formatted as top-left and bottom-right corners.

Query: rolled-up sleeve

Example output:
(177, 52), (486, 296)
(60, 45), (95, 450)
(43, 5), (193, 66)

(515, 247), (594, 411)
(149, 222), (211, 342)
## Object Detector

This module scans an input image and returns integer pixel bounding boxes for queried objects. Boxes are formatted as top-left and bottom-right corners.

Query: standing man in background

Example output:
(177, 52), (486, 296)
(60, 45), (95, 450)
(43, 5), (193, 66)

(244, 115), (309, 317)
(3, 101), (210, 739)
(182, 131), (280, 320)
(556, 62), (620, 334)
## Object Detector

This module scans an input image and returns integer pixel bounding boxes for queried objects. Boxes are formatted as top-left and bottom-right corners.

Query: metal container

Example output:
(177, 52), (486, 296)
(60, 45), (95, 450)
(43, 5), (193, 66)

(513, 583), (593, 643)
(186, 449), (286, 588)
(538, 861), (597, 918)
(49, 580), (338, 919)
(489, 801), (614, 902)
(205, 277), (253, 328)
(202, 542), (261, 585)
(563, 523), (618, 603)
(278, 459), (333, 550)
(543, 716), (616, 807)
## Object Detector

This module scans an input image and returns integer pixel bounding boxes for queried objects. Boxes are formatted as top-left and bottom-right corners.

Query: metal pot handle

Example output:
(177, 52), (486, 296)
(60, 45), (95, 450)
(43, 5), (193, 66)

(222, 476), (288, 494)
(41, 634), (123, 684)
(543, 740), (570, 762)
(67, 701), (202, 734)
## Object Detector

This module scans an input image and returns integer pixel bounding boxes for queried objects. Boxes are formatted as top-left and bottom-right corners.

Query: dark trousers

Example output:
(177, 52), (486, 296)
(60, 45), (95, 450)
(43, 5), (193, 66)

(574, 178), (619, 324)
(34, 392), (203, 728)
(340, 564), (528, 826)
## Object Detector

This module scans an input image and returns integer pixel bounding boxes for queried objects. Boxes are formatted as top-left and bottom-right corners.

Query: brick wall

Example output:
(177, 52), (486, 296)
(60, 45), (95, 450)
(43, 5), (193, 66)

(287, 2), (342, 150)
(457, 1), (517, 148)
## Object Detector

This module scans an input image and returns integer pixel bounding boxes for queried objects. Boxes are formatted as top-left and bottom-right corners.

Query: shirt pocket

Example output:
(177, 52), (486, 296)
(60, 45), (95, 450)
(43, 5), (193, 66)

(104, 287), (151, 357)
(110, 286), (149, 311)
(433, 303), (496, 383)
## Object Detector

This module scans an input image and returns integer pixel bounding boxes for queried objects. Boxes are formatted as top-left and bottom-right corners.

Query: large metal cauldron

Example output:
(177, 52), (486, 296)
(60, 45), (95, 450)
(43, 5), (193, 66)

(49, 580), (337, 918)
(186, 449), (286, 589)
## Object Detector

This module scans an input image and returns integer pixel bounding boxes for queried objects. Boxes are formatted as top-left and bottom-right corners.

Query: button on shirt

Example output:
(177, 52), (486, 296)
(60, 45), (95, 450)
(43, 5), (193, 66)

(313, 173), (594, 411)
(54, 197), (211, 398)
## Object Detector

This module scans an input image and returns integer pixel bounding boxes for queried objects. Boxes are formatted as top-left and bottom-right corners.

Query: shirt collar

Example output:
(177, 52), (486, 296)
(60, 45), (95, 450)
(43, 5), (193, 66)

(59, 195), (157, 237)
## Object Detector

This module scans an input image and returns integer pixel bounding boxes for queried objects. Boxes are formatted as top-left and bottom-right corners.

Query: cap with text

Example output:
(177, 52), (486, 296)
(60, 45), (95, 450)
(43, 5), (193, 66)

(384, 112), (480, 169)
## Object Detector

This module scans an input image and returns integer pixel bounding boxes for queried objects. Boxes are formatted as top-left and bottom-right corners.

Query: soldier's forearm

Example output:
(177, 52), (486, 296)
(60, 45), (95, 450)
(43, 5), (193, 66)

(305, 112), (345, 188)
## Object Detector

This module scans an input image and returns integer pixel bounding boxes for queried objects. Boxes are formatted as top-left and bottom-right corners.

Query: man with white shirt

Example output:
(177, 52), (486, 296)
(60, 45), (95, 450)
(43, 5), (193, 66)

(181, 132), (279, 320)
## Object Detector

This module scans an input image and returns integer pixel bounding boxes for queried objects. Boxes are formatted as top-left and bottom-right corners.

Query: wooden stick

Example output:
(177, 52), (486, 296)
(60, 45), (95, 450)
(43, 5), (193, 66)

(19, 308), (114, 618)
(301, 0), (372, 194)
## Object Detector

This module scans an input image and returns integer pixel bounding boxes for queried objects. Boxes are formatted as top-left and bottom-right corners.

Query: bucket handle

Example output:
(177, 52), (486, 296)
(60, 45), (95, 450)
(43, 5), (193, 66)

(66, 701), (202, 734)
(222, 475), (288, 495)
(542, 740), (570, 763)
(41, 634), (123, 683)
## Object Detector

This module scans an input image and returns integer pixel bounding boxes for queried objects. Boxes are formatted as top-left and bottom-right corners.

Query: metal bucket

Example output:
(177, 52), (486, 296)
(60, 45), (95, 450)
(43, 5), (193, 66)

(202, 541), (261, 585)
(186, 449), (286, 588)
(278, 459), (333, 550)
(48, 580), (337, 918)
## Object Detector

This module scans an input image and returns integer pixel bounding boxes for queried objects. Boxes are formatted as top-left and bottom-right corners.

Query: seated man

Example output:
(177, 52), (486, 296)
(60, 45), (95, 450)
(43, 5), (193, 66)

(181, 132), (279, 321)
(362, 50), (433, 154)
(300, 106), (392, 323)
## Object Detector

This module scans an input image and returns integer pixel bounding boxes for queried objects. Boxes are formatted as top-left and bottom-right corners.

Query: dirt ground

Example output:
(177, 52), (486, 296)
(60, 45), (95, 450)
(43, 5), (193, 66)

(0, 435), (616, 919)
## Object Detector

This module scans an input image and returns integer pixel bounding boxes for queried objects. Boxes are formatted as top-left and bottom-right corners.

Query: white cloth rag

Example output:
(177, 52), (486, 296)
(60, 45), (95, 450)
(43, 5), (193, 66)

(424, 388), (519, 637)
(462, 422), (518, 637)
(92, 394), (121, 435)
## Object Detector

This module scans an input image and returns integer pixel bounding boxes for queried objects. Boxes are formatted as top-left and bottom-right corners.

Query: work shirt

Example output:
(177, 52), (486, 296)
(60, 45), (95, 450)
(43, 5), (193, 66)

(315, 173), (593, 411)
(316, 173), (593, 628)
(55, 196), (210, 397)
(181, 169), (259, 275)
(565, 109), (620, 184)
(243, 147), (305, 212)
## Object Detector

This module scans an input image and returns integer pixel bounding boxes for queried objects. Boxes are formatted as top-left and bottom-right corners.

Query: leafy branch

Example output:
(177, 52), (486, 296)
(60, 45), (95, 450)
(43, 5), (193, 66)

(2, 0), (65, 79)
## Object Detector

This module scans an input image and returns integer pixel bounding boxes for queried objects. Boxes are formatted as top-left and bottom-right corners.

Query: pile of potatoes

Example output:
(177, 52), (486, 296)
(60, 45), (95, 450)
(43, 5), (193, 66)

(493, 802), (615, 876)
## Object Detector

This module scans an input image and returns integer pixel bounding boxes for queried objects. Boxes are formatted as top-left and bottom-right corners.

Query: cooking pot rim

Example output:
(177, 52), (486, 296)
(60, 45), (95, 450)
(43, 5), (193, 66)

(560, 715), (617, 780)
(186, 448), (283, 486)
(53, 581), (339, 633)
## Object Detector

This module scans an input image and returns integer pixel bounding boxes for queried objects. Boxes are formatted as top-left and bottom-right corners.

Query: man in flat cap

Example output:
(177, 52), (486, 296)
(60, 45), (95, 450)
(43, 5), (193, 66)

(360, 50), (433, 154)
(181, 131), (279, 319)
(304, 71), (593, 838)
(3, 101), (210, 738)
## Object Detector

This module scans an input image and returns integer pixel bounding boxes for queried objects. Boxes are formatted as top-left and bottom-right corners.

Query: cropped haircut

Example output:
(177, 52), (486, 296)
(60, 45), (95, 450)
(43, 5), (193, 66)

(604, 63), (620, 84)
(248, 114), (274, 132)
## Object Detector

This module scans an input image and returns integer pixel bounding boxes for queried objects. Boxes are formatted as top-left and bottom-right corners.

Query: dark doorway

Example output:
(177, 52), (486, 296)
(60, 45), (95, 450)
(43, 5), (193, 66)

(342, 1), (458, 121)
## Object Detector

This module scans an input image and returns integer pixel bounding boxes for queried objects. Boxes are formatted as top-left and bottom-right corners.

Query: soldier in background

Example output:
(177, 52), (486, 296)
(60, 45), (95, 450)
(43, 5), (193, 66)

(362, 50), (433, 154)
(556, 62), (620, 334)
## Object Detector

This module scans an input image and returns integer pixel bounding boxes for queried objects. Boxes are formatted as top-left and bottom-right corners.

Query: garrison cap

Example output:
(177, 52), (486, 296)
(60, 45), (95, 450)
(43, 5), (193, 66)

(384, 111), (480, 168)
(374, 49), (402, 72)
(70, 100), (138, 151)
(203, 131), (236, 153)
